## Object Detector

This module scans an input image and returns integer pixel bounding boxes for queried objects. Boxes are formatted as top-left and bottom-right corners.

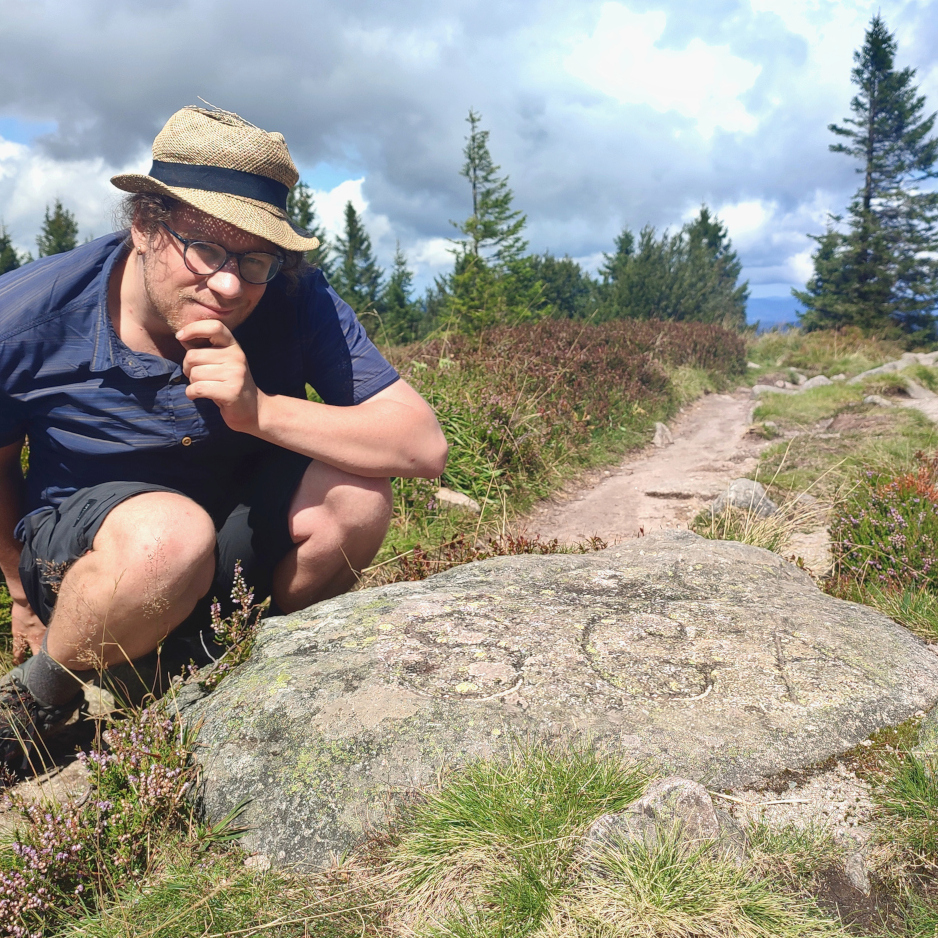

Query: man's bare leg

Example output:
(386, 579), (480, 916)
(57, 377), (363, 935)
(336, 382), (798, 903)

(45, 492), (216, 672)
(271, 462), (393, 613)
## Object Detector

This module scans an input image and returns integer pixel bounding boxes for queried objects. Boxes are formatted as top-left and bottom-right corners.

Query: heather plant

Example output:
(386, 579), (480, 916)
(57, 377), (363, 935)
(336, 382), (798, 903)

(388, 319), (744, 508)
(830, 452), (938, 589)
(0, 703), (195, 937)
(198, 561), (264, 691)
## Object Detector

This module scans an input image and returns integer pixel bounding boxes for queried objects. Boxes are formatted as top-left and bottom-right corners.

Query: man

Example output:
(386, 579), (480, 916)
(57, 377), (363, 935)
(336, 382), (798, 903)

(0, 106), (448, 768)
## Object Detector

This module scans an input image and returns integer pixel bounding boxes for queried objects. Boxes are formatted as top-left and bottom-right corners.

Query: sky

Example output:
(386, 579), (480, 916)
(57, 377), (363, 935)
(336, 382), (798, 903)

(2, 0), (938, 325)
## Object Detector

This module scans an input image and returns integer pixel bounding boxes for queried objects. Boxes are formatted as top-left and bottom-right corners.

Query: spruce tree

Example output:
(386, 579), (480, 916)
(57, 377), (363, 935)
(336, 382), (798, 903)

(285, 181), (332, 277)
(0, 224), (21, 275)
(797, 15), (938, 335)
(596, 209), (748, 326)
(455, 109), (527, 266)
(379, 244), (424, 344)
(330, 201), (383, 318)
(446, 110), (544, 330)
(36, 200), (78, 257)
(681, 206), (748, 327)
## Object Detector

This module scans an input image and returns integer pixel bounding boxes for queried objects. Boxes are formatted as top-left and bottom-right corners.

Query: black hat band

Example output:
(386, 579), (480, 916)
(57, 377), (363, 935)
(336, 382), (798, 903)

(148, 160), (289, 211)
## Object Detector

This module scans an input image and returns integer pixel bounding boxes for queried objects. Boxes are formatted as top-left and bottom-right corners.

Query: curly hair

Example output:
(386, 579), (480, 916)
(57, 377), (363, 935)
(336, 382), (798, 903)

(117, 192), (307, 291)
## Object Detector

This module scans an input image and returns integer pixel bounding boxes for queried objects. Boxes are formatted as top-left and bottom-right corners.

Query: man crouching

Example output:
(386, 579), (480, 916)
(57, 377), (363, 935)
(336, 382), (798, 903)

(0, 106), (447, 769)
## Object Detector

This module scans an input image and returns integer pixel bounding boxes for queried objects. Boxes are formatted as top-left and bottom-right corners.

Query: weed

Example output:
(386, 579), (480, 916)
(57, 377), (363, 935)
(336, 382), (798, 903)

(198, 561), (264, 691)
(692, 506), (804, 554)
(366, 531), (607, 586)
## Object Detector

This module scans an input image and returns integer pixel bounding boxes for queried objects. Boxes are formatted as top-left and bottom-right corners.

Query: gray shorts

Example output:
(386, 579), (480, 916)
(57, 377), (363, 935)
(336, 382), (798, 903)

(16, 447), (312, 630)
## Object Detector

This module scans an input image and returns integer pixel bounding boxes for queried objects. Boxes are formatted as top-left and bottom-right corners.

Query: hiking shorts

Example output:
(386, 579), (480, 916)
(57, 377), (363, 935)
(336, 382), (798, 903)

(16, 447), (312, 630)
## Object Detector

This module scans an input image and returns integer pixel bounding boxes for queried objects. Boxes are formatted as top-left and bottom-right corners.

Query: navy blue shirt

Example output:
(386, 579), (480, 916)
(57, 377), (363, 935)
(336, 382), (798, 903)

(0, 233), (398, 522)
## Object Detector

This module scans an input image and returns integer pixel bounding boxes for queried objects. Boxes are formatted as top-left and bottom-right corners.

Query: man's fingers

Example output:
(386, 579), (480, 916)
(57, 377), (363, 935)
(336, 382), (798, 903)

(175, 319), (237, 349)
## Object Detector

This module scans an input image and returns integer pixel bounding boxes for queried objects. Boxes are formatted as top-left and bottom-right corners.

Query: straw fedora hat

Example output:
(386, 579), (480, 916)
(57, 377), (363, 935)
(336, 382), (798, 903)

(111, 106), (319, 253)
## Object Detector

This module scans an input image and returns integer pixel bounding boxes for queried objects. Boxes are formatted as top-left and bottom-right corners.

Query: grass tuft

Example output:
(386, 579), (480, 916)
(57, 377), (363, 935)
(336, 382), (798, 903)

(874, 751), (938, 865)
(383, 744), (651, 935)
(538, 827), (847, 938)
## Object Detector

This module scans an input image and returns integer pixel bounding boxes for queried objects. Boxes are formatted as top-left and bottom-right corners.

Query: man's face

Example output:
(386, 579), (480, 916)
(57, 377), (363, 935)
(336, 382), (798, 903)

(132, 205), (275, 338)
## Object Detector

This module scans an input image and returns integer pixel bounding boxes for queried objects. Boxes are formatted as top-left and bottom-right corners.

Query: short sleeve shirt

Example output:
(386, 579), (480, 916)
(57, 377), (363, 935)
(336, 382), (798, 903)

(0, 232), (399, 522)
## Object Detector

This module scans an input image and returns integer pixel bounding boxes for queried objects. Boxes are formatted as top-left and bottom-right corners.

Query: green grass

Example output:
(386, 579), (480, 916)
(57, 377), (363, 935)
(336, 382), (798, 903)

(745, 822), (846, 893)
(54, 847), (383, 938)
(874, 751), (938, 864)
(758, 409), (937, 499)
(829, 580), (938, 643)
(748, 328), (907, 379)
(384, 744), (651, 935)
(754, 384), (866, 427)
(539, 828), (847, 938)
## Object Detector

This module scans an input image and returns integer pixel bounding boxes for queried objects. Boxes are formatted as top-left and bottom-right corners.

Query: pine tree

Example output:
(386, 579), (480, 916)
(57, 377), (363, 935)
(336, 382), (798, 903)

(798, 15), (938, 335)
(378, 244), (424, 344)
(454, 109), (527, 266)
(330, 201), (383, 320)
(0, 224), (21, 275)
(285, 181), (332, 277)
(36, 200), (78, 257)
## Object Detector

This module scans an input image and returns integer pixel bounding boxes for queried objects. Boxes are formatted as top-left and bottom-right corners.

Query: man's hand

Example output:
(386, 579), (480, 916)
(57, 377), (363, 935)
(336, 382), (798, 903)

(11, 596), (45, 663)
(176, 320), (262, 433)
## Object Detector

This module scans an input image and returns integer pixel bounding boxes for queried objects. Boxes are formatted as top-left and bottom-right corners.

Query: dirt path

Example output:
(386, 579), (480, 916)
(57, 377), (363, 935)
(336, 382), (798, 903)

(528, 389), (766, 544)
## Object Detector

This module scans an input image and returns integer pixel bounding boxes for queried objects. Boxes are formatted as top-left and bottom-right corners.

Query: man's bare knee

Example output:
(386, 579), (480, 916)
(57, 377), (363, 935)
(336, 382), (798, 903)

(92, 492), (216, 593)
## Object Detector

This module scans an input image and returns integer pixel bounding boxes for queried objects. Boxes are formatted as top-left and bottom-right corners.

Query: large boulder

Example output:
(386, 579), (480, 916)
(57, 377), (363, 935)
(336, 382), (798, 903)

(184, 530), (938, 869)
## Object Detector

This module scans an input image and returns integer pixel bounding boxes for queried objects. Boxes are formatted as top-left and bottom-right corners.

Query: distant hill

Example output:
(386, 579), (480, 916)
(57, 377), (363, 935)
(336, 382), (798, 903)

(746, 296), (804, 330)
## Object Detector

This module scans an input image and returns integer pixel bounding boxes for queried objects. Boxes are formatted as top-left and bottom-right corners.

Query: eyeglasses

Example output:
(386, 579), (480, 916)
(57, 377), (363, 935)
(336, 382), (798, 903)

(159, 222), (284, 284)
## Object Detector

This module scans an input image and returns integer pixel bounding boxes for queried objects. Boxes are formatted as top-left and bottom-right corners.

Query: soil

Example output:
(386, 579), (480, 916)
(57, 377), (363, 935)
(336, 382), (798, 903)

(527, 389), (767, 544)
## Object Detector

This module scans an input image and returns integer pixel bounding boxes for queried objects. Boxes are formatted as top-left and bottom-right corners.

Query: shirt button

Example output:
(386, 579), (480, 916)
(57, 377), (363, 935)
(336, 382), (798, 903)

(170, 375), (184, 385)
(181, 436), (192, 446)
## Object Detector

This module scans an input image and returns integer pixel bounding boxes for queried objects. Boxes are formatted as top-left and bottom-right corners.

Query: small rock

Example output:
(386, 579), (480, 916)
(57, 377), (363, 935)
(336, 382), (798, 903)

(580, 777), (747, 868)
(435, 487), (481, 514)
(845, 850), (871, 896)
(652, 422), (673, 447)
(863, 394), (894, 407)
(849, 361), (903, 383)
(747, 361), (760, 369)
(793, 373), (808, 385)
(244, 854), (271, 872)
(603, 470), (611, 477)
(801, 375), (832, 390)
(711, 479), (778, 518)
(763, 421), (778, 432)
(751, 384), (796, 398)
(83, 685), (117, 718)
(903, 379), (936, 400)
(774, 380), (786, 388)
(831, 374), (846, 381)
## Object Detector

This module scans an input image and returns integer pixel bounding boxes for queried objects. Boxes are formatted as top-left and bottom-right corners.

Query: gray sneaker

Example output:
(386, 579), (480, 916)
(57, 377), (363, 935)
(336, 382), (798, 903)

(0, 666), (83, 773)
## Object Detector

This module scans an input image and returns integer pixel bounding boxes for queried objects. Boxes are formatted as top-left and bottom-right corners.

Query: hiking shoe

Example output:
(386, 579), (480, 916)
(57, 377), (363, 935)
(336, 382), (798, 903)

(0, 667), (83, 773)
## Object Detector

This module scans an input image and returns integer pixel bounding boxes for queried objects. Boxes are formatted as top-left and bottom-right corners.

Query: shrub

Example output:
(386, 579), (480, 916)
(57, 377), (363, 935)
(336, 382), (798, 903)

(0, 704), (196, 937)
(388, 320), (745, 508)
(830, 451), (938, 589)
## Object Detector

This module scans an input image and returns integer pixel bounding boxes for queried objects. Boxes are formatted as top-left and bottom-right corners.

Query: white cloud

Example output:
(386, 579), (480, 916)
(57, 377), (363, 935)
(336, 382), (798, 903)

(0, 135), (144, 250)
(564, 3), (762, 137)
(310, 177), (367, 238)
